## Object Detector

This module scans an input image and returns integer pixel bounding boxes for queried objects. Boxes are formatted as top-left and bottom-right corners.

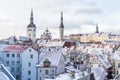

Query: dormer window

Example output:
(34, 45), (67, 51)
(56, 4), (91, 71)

(29, 49), (31, 52)
(43, 59), (51, 67)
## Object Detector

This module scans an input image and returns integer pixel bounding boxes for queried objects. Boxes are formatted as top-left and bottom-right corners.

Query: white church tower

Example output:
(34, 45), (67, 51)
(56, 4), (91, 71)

(27, 9), (36, 43)
(59, 12), (64, 41)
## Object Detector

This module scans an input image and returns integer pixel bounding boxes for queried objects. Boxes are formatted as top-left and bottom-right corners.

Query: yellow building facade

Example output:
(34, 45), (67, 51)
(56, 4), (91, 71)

(68, 33), (120, 43)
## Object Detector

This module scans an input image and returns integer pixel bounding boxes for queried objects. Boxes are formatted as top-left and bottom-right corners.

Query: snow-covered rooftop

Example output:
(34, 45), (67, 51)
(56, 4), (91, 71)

(19, 36), (30, 41)
(0, 45), (28, 52)
(45, 71), (89, 80)
(4, 45), (28, 52)
(91, 67), (107, 80)
(38, 47), (63, 67)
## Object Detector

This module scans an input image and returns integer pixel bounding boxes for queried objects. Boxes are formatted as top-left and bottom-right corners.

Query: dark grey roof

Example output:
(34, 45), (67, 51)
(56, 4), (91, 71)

(27, 9), (36, 28)
(27, 23), (36, 28)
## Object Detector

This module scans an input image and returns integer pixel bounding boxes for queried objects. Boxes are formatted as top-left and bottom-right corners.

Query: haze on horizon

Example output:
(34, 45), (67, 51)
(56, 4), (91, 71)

(0, 0), (120, 39)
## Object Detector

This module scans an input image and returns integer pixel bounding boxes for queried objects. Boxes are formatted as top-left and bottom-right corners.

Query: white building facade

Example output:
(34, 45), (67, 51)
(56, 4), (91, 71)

(0, 44), (27, 80)
(21, 47), (38, 80)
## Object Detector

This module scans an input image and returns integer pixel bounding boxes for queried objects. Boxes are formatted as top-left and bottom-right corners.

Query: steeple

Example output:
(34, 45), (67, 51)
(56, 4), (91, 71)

(59, 12), (64, 41)
(30, 9), (34, 24)
(95, 23), (99, 33)
(27, 9), (36, 28)
(59, 12), (64, 28)
(27, 9), (36, 43)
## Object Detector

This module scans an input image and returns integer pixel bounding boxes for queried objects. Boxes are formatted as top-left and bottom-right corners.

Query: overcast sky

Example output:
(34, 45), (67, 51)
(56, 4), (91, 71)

(0, 0), (120, 39)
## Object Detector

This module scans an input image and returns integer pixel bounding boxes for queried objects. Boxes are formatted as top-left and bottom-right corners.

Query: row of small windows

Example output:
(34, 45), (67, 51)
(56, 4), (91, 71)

(11, 67), (20, 73)
(28, 29), (36, 31)
(39, 70), (54, 74)
(6, 61), (20, 65)
(26, 70), (55, 80)
(6, 53), (33, 59)
(6, 53), (20, 57)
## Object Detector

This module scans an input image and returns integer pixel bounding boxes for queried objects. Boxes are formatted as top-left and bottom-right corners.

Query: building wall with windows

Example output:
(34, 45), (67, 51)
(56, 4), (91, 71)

(21, 47), (38, 80)
(2, 51), (21, 80)
(115, 61), (120, 74)
(0, 44), (28, 80)
(27, 28), (36, 43)
(37, 67), (56, 80)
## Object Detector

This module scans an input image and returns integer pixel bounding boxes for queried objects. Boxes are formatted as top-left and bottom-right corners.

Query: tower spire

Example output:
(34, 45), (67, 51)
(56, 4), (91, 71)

(59, 12), (64, 28)
(59, 12), (64, 41)
(95, 23), (99, 33)
(27, 9), (36, 28)
(61, 12), (63, 23)
(30, 9), (34, 24)
(27, 9), (36, 43)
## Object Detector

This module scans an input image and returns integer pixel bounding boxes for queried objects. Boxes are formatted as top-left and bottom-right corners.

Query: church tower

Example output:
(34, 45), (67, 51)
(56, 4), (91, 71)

(27, 9), (36, 43)
(95, 23), (99, 33)
(59, 12), (64, 41)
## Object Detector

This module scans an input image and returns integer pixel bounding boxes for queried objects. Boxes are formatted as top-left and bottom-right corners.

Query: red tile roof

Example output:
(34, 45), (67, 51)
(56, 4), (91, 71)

(4, 45), (28, 52)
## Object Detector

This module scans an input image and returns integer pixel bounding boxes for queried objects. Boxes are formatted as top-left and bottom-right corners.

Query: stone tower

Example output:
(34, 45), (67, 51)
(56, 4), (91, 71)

(59, 12), (64, 41)
(27, 9), (36, 43)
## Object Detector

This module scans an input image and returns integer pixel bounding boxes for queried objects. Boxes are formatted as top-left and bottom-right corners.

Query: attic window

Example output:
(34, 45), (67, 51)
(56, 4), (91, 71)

(44, 59), (51, 67)
(29, 49), (31, 52)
